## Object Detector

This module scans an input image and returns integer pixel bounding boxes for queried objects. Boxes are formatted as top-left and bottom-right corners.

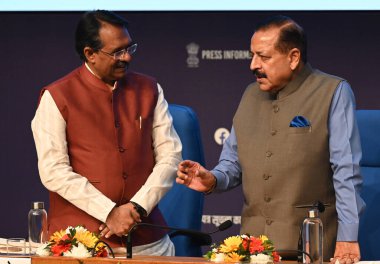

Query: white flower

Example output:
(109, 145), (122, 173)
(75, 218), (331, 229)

(250, 253), (272, 264)
(65, 225), (88, 234)
(63, 242), (92, 258)
(35, 243), (51, 256)
(65, 226), (74, 234)
(73, 226), (88, 234)
(213, 253), (225, 262)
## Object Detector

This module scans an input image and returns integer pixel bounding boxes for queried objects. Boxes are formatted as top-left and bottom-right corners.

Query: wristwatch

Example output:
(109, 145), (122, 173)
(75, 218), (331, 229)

(129, 201), (147, 217)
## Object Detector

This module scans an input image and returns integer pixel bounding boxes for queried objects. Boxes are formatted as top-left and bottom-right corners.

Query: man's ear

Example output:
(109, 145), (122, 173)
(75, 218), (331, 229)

(288, 48), (301, 70)
(84, 47), (96, 63)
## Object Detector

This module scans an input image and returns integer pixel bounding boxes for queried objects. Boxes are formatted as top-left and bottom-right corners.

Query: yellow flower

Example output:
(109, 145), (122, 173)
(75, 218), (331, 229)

(219, 236), (242, 253)
(50, 230), (66, 243)
(74, 230), (98, 248)
(259, 235), (269, 243)
(225, 252), (244, 262)
(95, 241), (106, 251)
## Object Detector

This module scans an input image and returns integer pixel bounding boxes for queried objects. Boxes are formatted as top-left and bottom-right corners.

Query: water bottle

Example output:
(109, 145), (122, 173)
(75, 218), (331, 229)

(302, 208), (323, 264)
(28, 202), (48, 253)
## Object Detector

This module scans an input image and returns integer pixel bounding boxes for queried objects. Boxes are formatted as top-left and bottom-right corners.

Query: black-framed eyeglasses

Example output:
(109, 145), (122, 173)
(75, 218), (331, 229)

(99, 43), (138, 60)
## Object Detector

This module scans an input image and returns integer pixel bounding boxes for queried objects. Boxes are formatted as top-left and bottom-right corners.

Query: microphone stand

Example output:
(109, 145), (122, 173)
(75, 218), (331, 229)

(126, 233), (132, 258)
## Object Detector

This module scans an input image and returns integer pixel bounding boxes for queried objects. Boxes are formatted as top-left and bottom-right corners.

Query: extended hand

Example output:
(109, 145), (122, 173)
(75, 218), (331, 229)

(176, 160), (216, 193)
(100, 202), (141, 238)
(330, 241), (360, 264)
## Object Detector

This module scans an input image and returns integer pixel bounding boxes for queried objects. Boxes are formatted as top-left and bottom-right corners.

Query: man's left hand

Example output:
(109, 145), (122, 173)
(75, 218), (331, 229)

(100, 202), (141, 238)
(330, 241), (360, 264)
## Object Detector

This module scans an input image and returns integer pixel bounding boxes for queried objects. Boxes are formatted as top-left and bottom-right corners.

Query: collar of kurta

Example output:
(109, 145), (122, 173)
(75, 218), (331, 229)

(83, 63), (118, 91)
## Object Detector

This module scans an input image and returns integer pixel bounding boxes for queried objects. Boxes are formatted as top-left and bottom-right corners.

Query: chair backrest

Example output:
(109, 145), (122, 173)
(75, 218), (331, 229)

(158, 104), (205, 257)
(356, 110), (380, 260)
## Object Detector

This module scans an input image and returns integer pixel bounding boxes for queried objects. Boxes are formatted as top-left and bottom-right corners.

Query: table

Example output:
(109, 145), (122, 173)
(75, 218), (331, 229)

(31, 255), (212, 264)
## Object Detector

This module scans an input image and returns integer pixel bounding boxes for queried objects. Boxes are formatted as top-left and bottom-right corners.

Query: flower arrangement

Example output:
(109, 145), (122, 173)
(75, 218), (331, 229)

(36, 225), (108, 258)
(205, 234), (281, 263)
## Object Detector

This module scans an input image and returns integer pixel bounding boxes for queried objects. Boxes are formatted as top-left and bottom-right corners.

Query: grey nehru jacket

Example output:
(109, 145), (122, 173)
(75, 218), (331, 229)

(234, 64), (342, 260)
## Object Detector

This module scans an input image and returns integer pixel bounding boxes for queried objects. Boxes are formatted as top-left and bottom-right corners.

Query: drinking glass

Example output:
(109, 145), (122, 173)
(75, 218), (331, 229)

(6, 238), (26, 255)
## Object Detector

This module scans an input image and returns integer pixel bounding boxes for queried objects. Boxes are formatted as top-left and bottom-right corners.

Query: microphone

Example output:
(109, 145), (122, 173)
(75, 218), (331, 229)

(211, 219), (233, 234)
(170, 219), (232, 238)
(125, 220), (233, 258)
(294, 201), (329, 212)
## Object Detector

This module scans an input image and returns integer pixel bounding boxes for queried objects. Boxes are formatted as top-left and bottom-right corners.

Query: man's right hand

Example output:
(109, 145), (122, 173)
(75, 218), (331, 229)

(101, 202), (141, 238)
(176, 160), (216, 193)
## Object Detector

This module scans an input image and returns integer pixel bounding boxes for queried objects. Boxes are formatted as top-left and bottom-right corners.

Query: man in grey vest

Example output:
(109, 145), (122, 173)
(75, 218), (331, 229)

(176, 15), (364, 264)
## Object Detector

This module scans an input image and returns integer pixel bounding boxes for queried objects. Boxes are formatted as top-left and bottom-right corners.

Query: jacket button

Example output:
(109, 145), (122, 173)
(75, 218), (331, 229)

(266, 219), (273, 225)
(115, 121), (120, 128)
(270, 129), (277, 135)
(266, 151), (272, 157)
(264, 196), (271, 202)
(273, 105), (279, 113)
(119, 147), (125, 153)
(122, 173), (127, 179)
(263, 174), (270, 180)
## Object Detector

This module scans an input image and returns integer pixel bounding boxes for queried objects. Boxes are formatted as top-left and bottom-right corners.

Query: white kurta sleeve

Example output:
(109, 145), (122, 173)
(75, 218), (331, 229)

(130, 84), (182, 214)
(31, 91), (116, 223)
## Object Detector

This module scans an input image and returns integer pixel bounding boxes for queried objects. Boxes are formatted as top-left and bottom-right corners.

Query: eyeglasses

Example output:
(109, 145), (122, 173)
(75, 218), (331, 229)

(99, 43), (138, 60)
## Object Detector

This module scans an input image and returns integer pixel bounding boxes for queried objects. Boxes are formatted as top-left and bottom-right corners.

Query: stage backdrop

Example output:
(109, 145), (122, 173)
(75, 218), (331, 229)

(1, 11), (379, 246)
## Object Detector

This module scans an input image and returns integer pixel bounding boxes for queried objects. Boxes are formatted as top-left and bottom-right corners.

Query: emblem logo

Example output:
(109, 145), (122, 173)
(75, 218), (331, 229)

(186, 42), (200, 68)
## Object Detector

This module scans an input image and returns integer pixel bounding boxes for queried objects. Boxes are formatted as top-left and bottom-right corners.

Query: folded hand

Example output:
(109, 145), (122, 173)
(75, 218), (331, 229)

(99, 202), (141, 238)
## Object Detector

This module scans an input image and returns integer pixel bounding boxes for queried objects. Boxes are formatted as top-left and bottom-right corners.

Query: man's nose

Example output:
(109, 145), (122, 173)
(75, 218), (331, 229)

(250, 55), (260, 71)
(119, 52), (132, 62)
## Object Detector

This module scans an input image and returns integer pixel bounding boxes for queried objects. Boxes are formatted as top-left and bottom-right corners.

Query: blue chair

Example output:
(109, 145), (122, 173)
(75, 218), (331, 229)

(158, 104), (206, 257)
(357, 110), (380, 260)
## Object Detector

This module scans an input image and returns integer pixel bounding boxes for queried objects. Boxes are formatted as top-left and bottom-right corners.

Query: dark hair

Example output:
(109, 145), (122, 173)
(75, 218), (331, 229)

(255, 15), (307, 63)
(75, 10), (129, 61)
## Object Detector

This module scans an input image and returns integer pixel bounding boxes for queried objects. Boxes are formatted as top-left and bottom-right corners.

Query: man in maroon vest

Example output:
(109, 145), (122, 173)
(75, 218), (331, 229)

(31, 10), (182, 255)
(176, 16), (364, 263)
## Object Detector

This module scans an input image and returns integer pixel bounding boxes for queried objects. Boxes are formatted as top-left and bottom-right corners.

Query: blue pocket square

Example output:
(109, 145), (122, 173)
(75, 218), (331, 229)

(290, 116), (311, 127)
